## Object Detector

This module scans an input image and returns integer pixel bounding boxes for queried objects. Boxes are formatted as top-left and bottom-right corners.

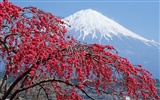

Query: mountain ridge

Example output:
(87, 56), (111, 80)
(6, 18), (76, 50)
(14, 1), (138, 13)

(63, 9), (159, 47)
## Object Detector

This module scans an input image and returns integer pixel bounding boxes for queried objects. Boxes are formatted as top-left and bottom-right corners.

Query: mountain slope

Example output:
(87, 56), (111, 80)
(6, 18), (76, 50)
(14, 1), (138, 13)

(63, 9), (160, 79)
(64, 9), (159, 47)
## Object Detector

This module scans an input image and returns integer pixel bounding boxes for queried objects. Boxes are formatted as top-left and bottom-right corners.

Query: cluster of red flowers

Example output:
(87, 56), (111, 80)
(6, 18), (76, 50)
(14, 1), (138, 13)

(0, 1), (159, 100)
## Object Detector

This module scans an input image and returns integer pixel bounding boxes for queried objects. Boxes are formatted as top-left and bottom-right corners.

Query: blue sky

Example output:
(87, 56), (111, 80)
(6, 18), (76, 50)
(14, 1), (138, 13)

(8, 0), (159, 42)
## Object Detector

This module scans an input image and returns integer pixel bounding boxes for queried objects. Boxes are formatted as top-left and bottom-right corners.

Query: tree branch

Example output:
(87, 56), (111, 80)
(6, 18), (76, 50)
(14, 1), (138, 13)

(84, 83), (122, 99)
(36, 87), (42, 100)
(38, 84), (50, 100)
(0, 72), (7, 93)
(20, 75), (28, 88)
(4, 33), (18, 43)
(2, 66), (33, 100)
(9, 79), (95, 100)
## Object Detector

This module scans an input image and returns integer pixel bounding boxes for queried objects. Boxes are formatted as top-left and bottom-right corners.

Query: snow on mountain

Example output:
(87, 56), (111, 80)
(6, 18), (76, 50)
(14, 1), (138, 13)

(64, 9), (159, 47)
(63, 9), (160, 79)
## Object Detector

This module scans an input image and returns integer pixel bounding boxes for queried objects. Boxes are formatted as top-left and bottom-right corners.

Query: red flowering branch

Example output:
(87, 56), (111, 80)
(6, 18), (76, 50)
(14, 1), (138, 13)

(0, 1), (159, 100)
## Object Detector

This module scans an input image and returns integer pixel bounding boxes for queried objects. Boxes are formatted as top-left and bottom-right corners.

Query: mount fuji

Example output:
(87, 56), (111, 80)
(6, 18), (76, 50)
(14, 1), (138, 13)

(63, 9), (160, 79)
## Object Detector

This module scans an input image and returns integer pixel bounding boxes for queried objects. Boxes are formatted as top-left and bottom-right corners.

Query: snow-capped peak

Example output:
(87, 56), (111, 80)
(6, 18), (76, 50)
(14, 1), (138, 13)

(64, 9), (159, 46)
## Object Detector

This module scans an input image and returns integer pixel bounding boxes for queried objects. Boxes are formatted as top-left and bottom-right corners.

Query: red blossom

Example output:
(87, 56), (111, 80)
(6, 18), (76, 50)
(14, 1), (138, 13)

(0, 1), (159, 100)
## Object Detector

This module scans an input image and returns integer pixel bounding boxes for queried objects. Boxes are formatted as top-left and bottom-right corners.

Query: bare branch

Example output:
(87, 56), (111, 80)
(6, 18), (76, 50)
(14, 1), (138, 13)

(4, 33), (18, 43)
(2, 66), (33, 100)
(0, 72), (7, 93)
(38, 84), (50, 100)
(9, 79), (95, 100)
(36, 87), (42, 100)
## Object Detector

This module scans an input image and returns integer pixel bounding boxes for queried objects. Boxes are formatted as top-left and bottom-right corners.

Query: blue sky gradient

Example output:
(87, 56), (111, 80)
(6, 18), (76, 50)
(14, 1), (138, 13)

(8, 0), (159, 42)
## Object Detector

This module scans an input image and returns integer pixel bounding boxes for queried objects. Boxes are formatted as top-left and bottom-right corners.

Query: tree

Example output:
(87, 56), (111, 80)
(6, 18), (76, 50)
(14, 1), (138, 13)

(0, 1), (159, 100)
